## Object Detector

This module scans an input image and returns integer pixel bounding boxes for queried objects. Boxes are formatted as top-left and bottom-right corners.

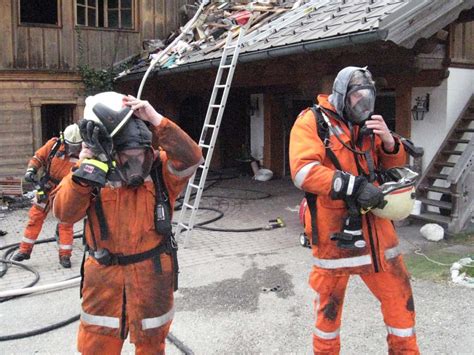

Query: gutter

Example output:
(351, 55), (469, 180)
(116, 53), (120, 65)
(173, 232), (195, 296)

(119, 30), (387, 82)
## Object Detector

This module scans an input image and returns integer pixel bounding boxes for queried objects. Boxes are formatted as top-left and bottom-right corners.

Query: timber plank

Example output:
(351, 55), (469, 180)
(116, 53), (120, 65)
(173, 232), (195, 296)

(29, 28), (44, 68)
(44, 28), (60, 69)
(16, 27), (29, 68)
(0, 1), (14, 68)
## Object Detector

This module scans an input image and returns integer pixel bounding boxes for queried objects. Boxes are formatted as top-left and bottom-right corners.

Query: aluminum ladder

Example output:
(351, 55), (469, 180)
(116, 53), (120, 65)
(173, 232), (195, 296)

(174, 26), (247, 246)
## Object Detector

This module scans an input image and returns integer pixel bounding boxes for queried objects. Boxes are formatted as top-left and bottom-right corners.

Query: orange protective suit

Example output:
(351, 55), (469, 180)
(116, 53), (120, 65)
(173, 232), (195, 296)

(53, 117), (202, 353)
(289, 95), (419, 354)
(19, 138), (77, 257)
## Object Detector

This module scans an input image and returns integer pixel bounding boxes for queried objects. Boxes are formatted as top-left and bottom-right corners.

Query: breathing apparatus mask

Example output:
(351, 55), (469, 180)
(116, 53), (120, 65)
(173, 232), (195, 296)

(115, 147), (154, 188)
(344, 70), (376, 124)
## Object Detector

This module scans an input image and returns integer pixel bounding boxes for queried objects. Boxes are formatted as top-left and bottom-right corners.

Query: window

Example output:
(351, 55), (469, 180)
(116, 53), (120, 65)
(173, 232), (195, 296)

(20, 0), (58, 26)
(76, 0), (133, 29)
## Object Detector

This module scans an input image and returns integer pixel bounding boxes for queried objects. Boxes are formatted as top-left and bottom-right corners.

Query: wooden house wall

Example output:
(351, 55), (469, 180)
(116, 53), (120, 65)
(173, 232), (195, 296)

(0, 72), (84, 177)
(449, 21), (474, 66)
(0, 0), (192, 71)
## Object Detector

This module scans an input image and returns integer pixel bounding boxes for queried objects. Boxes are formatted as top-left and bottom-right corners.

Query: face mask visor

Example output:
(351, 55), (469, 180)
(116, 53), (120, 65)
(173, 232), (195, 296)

(66, 142), (82, 157)
(345, 85), (376, 124)
(116, 147), (154, 187)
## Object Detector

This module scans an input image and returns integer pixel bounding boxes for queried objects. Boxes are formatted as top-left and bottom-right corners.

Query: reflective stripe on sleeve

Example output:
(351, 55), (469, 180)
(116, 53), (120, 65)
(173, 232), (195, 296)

(313, 254), (372, 269)
(81, 310), (120, 329)
(384, 245), (401, 260)
(294, 161), (320, 189)
(346, 175), (356, 195)
(314, 327), (340, 340)
(142, 306), (175, 330)
(59, 244), (73, 250)
(386, 326), (415, 337)
(22, 237), (35, 244)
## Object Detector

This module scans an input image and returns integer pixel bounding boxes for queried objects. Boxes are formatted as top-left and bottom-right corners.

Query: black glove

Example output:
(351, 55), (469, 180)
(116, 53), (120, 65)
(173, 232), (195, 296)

(78, 119), (113, 163)
(72, 159), (109, 188)
(356, 182), (386, 210)
(331, 171), (386, 210)
(24, 168), (37, 183)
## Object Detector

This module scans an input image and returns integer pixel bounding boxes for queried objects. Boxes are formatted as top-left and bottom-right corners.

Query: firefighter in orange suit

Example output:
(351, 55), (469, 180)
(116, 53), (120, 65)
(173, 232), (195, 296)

(289, 67), (419, 354)
(52, 91), (203, 354)
(12, 123), (82, 268)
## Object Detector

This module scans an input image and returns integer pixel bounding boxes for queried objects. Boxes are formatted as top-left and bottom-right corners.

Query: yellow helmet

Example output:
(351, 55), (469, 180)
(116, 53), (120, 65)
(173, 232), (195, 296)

(371, 167), (418, 221)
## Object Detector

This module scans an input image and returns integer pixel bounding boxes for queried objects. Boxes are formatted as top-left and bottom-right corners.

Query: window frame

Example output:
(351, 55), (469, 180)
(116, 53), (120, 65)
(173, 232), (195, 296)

(18, 0), (62, 28)
(75, 0), (135, 31)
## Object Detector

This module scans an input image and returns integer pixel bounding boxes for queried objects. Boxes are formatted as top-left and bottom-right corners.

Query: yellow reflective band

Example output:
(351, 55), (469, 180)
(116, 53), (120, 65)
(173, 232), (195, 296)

(83, 159), (109, 173)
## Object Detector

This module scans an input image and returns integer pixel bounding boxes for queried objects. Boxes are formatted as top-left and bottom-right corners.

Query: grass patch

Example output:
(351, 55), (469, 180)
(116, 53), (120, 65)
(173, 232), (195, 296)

(404, 251), (460, 282)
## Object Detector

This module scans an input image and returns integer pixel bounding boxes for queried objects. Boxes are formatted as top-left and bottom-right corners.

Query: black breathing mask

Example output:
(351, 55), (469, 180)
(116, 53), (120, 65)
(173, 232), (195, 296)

(116, 148), (154, 188)
(344, 85), (375, 124)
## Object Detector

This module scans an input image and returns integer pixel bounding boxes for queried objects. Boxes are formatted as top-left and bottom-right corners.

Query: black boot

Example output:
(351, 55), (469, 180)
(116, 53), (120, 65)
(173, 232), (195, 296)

(59, 255), (71, 268)
(12, 252), (31, 262)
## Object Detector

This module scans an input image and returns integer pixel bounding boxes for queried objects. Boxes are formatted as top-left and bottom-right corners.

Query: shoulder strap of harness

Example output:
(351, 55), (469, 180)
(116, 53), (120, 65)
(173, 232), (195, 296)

(150, 160), (179, 291)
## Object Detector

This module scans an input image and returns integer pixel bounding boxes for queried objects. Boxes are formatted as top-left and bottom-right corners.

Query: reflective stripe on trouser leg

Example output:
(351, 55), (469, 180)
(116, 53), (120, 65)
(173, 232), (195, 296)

(58, 222), (74, 256)
(19, 236), (35, 254)
(81, 310), (120, 328)
(361, 265), (419, 354)
(310, 273), (349, 354)
(141, 306), (175, 330)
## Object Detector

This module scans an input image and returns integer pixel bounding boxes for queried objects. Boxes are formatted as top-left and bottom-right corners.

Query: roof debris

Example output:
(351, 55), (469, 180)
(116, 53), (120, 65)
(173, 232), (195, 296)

(115, 1), (298, 79)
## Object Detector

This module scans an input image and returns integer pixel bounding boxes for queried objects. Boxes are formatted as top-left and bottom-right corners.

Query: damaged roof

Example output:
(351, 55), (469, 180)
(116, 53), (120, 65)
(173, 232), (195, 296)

(119, 0), (474, 81)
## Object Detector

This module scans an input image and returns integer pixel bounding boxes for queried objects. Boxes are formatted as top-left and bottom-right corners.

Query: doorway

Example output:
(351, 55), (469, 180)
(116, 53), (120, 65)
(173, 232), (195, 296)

(41, 104), (74, 143)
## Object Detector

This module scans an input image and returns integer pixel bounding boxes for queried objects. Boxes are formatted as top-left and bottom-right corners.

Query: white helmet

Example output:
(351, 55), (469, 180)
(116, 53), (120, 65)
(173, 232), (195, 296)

(371, 167), (418, 221)
(63, 123), (82, 144)
(83, 91), (125, 123)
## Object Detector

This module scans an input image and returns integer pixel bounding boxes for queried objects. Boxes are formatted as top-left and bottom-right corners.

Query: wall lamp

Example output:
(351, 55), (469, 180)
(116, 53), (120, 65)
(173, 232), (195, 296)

(411, 93), (430, 121)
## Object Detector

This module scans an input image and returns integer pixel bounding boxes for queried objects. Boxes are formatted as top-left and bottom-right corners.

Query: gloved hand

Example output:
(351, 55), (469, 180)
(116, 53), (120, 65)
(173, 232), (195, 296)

(24, 168), (37, 183)
(78, 119), (113, 163)
(331, 171), (386, 210)
(72, 159), (109, 188)
(356, 182), (386, 210)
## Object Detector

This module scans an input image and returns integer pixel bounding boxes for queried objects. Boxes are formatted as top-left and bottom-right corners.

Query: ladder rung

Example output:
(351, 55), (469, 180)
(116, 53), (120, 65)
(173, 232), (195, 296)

(210, 104), (222, 108)
(427, 173), (449, 180)
(215, 85), (227, 88)
(221, 65), (233, 69)
(225, 45), (238, 50)
(205, 124), (216, 128)
(178, 223), (191, 231)
(183, 202), (196, 210)
(200, 144), (211, 149)
(189, 183), (200, 189)
(198, 164), (206, 169)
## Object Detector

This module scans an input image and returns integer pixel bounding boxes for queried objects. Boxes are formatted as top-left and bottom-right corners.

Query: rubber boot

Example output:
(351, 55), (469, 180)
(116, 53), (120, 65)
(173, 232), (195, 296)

(12, 252), (31, 262)
(59, 255), (71, 268)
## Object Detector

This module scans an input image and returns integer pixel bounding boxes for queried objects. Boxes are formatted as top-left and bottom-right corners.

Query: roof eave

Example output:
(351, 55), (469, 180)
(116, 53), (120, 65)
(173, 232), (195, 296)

(118, 30), (387, 82)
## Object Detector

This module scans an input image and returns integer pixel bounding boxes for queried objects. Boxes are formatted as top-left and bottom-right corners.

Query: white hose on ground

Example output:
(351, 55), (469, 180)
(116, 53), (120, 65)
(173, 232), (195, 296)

(0, 277), (80, 298)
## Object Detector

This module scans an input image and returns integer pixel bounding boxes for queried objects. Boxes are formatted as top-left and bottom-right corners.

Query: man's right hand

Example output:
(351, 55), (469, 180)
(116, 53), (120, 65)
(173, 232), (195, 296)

(24, 168), (37, 183)
(78, 120), (113, 162)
